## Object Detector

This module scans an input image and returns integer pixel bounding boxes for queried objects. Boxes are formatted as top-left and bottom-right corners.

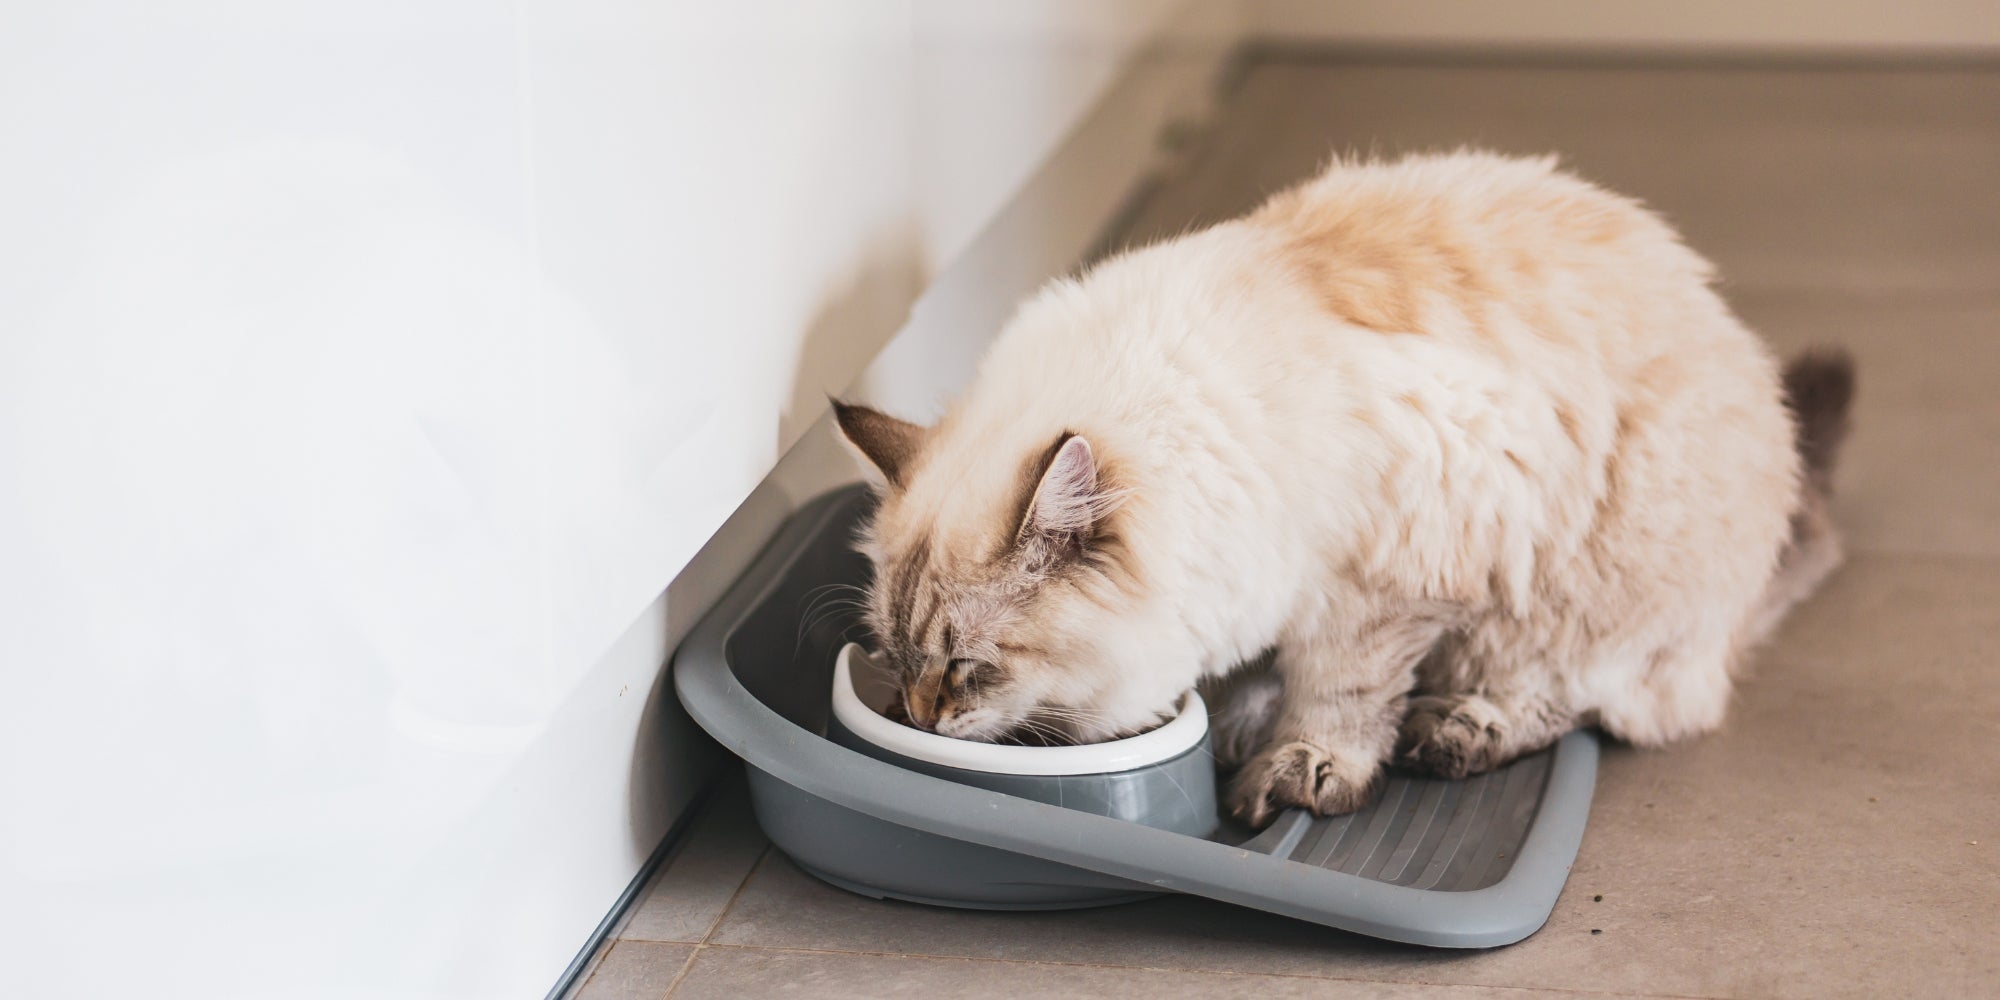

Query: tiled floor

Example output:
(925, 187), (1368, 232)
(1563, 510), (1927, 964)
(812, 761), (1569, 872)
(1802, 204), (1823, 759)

(568, 54), (2000, 999)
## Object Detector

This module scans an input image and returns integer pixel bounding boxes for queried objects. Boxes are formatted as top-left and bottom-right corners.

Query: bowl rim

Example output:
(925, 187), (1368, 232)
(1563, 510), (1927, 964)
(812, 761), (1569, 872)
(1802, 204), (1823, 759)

(830, 643), (1208, 776)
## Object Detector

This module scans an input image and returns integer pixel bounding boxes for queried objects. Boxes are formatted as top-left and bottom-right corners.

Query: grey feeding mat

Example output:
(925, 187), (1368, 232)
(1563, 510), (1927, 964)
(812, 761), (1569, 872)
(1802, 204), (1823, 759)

(675, 486), (1598, 948)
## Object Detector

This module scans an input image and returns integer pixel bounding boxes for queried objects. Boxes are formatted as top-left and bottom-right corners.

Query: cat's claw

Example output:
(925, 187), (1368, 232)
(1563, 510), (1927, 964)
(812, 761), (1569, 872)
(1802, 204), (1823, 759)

(1226, 739), (1382, 827)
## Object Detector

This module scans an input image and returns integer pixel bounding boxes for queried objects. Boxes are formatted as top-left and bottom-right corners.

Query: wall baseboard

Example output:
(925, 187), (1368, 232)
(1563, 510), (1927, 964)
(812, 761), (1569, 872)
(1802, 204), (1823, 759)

(543, 777), (723, 1000)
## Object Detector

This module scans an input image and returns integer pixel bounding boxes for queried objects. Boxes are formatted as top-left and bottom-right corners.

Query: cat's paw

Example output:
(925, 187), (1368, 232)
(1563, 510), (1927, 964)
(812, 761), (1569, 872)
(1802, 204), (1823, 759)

(1226, 739), (1383, 827)
(1396, 695), (1506, 780)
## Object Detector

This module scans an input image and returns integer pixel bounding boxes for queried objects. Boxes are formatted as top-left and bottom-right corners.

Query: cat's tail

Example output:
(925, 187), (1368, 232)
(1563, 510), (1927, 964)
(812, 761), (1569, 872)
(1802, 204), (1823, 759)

(1786, 349), (1857, 499)
(1744, 349), (1857, 643)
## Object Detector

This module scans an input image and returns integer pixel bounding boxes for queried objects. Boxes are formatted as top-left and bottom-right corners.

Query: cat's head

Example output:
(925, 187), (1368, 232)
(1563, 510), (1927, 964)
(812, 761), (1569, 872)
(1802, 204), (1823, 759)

(832, 401), (1180, 744)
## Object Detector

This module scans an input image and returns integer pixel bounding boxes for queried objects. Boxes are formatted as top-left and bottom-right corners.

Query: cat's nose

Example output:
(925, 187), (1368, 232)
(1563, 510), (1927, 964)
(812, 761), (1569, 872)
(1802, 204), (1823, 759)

(903, 663), (948, 730)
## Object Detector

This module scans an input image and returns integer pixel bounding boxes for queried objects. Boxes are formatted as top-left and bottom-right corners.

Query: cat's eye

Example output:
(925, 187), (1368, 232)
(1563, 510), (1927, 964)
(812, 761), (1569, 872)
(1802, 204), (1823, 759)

(947, 658), (996, 688)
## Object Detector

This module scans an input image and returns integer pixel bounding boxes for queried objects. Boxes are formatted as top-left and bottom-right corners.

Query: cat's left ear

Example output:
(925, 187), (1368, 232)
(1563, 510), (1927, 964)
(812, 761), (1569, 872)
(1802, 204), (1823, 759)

(1019, 434), (1110, 559)
(832, 400), (929, 489)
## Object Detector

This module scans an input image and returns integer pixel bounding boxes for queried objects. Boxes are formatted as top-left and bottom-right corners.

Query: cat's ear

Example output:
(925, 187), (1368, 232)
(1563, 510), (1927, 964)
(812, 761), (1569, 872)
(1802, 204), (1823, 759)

(1019, 434), (1108, 559)
(832, 400), (928, 489)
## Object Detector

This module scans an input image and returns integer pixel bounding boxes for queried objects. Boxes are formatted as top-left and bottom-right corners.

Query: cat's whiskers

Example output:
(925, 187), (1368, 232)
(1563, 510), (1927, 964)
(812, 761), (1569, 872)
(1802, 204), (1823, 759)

(795, 583), (869, 652)
(1004, 716), (1076, 748)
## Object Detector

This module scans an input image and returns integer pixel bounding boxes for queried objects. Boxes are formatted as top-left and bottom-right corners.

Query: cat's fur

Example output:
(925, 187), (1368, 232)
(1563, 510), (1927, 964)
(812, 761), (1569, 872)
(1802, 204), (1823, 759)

(834, 151), (1854, 826)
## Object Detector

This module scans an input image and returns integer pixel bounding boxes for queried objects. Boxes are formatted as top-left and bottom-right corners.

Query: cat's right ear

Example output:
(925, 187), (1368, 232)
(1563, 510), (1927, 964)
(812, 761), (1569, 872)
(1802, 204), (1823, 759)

(832, 399), (928, 489)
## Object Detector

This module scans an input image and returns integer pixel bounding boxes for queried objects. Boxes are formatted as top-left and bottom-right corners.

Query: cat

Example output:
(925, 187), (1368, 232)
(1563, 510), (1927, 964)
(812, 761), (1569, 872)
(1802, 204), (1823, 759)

(832, 150), (1854, 826)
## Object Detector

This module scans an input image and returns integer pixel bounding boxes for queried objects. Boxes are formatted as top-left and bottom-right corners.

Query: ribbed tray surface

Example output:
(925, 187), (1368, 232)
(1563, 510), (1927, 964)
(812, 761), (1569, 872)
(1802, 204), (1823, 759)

(1245, 749), (1553, 892)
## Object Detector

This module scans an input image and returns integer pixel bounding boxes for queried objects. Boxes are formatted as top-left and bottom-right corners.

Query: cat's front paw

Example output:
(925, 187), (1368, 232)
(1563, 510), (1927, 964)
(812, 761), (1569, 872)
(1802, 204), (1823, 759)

(1396, 694), (1506, 780)
(1226, 739), (1383, 827)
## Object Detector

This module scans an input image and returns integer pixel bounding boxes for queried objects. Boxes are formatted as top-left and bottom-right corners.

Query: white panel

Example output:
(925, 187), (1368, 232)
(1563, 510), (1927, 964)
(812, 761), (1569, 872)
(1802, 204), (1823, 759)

(0, 6), (550, 997)
(913, 1), (1188, 267)
(0, 2), (1243, 997)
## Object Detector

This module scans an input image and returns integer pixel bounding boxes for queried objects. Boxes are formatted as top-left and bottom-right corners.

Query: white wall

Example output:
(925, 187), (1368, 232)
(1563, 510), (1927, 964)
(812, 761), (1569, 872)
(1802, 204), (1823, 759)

(1254, 0), (2000, 52)
(0, 2), (1239, 998)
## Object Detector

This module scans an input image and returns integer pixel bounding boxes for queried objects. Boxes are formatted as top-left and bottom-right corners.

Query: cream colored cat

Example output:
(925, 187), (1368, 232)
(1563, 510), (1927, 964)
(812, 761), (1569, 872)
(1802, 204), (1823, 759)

(834, 150), (1853, 826)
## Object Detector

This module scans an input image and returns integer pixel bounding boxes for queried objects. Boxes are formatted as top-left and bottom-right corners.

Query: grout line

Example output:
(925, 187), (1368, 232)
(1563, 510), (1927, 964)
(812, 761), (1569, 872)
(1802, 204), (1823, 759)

(545, 777), (728, 1000)
(561, 943), (611, 1000)
(614, 786), (774, 945)
(660, 944), (702, 999)
(697, 844), (773, 945)
(663, 844), (772, 998)
(690, 941), (1731, 999)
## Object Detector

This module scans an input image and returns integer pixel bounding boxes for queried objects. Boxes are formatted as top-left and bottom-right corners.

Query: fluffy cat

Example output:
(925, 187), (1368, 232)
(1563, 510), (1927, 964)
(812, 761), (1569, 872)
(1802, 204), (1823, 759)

(833, 150), (1853, 826)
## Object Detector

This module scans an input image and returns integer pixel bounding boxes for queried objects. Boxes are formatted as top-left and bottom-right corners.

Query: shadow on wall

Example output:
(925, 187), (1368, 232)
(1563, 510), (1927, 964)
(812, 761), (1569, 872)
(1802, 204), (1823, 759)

(618, 209), (943, 861)
(779, 228), (929, 451)
(624, 216), (930, 850)
(621, 161), (933, 856)
(626, 477), (790, 855)
(625, 422), (859, 857)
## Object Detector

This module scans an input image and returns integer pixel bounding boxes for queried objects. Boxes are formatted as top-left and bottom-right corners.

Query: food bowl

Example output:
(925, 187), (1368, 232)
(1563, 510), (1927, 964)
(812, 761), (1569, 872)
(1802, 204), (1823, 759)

(826, 643), (1219, 838)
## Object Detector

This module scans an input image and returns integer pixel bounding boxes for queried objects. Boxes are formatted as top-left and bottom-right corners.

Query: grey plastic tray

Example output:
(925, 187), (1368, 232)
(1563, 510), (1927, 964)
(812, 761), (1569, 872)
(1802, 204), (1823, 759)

(674, 486), (1599, 947)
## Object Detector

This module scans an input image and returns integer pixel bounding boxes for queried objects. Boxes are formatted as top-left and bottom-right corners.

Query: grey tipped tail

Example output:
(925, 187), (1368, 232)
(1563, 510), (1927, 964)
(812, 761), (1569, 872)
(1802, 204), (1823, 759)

(1747, 349), (1858, 645)
(1782, 349), (1856, 495)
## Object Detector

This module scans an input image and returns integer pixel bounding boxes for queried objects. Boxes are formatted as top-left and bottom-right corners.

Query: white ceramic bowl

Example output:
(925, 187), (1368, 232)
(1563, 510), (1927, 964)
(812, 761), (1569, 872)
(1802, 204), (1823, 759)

(830, 643), (1209, 776)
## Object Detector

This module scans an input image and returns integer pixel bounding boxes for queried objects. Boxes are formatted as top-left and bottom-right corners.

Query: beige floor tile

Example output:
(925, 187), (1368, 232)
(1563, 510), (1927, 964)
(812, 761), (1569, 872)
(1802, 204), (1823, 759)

(708, 556), (1998, 999)
(1728, 292), (2000, 557)
(1508, 554), (2000, 999)
(668, 946), (1629, 1000)
(619, 775), (769, 944)
(1730, 291), (2000, 410)
(575, 941), (694, 1000)
(1821, 408), (2000, 559)
(1116, 62), (2000, 296)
